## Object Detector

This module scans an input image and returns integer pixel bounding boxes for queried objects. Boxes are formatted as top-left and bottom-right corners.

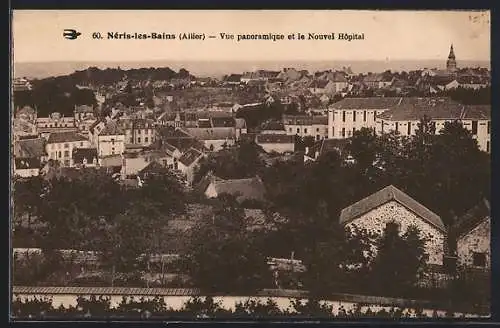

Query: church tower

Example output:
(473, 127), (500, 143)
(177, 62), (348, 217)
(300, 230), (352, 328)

(446, 44), (457, 72)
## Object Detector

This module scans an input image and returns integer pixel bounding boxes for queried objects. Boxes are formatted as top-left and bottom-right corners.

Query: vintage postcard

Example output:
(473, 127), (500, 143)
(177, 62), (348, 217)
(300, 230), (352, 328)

(11, 10), (491, 320)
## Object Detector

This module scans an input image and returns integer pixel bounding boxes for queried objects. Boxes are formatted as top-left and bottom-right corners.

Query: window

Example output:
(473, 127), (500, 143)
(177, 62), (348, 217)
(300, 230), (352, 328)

(407, 122), (411, 135)
(64, 143), (69, 149)
(80, 142), (84, 147)
(137, 137), (141, 143)
(64, 150), (69, 157)
(487, 121), (490, 134)
(296, 128), (300, 134)
(353, 127), (356, 135)
(58, 151), (61, 158)
(332, 127), (334, 136)
(342, 128), (345, 137)
(486, 141), (490, 153)
(145, 137), (149, 143)
(353, 111), (356, 122)
(304, 128), (308, 134)
(289, 128), (292, 133)
(111, 138), (115, 145)
(472, 252), (486, 267)
(316, 135), (320, 141)
(395, 122), (399, 132)
(316, 128), (320, 132)
(342, 111), (346, 122)
(363, 110), (367, 122)
(111, 147), (115, 155)
(374, 111), (377, 121)
(64, 160), (70, 166)
(472, 121), (478, 135)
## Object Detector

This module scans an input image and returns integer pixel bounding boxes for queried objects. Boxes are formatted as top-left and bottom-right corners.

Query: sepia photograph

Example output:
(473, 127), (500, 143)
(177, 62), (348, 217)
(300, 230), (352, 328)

(10, 10), (491, 320)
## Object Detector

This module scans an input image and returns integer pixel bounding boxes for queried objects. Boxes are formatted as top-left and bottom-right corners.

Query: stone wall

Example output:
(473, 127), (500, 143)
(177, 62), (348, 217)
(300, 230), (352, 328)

(345, 201), (445, 266)
(457, 217), (490, 269)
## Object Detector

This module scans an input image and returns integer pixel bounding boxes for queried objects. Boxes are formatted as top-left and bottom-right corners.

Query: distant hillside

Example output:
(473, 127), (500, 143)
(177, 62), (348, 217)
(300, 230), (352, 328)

(14, 60), (491, 80)
(13, 66), (193, 117)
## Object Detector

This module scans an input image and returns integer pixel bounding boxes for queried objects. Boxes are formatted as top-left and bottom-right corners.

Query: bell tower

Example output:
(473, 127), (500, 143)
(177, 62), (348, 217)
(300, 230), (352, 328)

(446, 44), (457, 72)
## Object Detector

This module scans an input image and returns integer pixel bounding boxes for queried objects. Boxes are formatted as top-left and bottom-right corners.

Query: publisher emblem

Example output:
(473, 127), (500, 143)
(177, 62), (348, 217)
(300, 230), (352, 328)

(63, 29), (81, 40)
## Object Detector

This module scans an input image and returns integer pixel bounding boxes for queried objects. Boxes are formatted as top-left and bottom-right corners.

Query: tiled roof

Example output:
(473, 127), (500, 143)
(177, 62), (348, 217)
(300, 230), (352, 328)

(15, 138), (46, 158)
(377, 98), (490, 121)
(312, 116), (328, 124)
(184, 127), (236, 141)
(138, 161), (169, 176)
(319, 139), (350, 156)
(12, 286), (201, 296)
(178, 147), (203, 166)
(72, 148), (98, 164)
(47, 131), (88, 144)
(340, 185), (446, 232)
(462, 105), (490, 120)
(15, 158), (41, 169)
(99, 155), (122, 168)
(330, 97), (403, 110)
(309, 79), (330, 89)
(162, 142), (178, 154)
(453, 199), (490, 239)
(256, 134), (294, 144)
(212, 177), (266, 203)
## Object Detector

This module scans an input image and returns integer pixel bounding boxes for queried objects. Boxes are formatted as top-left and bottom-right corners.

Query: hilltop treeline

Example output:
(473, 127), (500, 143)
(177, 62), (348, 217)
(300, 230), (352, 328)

(13, 66), (194, 117)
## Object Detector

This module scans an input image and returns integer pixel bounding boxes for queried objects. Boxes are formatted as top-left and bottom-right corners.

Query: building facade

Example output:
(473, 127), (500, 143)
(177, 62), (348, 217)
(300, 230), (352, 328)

(97, 122), (126, 157)
(283, 115), (328, 140)
(327, 97), (403, 139)
(375, 99), (491, 153)
(45, 131), (91, 167)
(119, 118), (157, 147)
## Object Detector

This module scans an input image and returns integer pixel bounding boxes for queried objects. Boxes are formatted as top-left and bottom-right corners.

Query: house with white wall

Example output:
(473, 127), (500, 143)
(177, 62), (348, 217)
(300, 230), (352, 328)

(97, 121), (125, 157)
(375, 99), (491, 153)
(327, 97), (403, 139)
(45, 131), (91, 167)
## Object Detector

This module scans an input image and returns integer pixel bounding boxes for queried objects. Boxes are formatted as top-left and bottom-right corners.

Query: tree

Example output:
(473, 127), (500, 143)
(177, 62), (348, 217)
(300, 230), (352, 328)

(193, 141), (265, 183)
(348, 127), (378, 172)
(370, 222), (428, 296)
(185, 195), (272, 293)
(12, 176), (44, 231)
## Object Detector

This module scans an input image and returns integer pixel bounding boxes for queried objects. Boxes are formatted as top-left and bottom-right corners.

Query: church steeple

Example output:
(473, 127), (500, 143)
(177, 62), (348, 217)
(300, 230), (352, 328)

(446, 44), (457, 71)
(448, 44), (455, 59)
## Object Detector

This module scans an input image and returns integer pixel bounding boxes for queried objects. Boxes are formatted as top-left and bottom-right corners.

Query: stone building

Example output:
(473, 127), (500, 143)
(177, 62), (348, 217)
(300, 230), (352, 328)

(339, 185), (446, 266)
(454, 199), (491, 270)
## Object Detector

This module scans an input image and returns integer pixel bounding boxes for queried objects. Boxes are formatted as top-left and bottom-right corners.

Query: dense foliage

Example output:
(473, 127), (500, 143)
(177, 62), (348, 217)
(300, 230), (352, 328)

(12, 294), (481, 320)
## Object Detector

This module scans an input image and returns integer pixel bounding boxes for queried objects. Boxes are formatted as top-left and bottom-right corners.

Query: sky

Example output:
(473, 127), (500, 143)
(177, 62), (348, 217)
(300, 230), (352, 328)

(12, 10), (490, 63)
